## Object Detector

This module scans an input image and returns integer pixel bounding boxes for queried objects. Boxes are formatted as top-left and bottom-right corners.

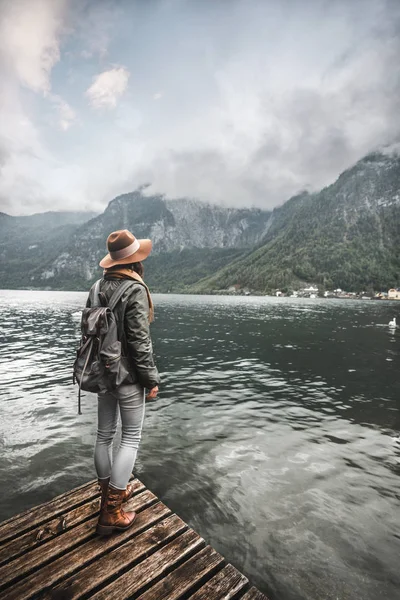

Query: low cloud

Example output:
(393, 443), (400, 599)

(0, 0), (399, 215)
(0, 0), (66, 95)
(58, 102), (76, 131)
(85, 67), (130, 110)
(50, 95), (76, 131)
(137, 23), (400, 207)
(0, 0), (76, 213)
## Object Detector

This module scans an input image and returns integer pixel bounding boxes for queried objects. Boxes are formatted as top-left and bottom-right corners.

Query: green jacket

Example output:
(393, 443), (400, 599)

(87, 277), (160, 390)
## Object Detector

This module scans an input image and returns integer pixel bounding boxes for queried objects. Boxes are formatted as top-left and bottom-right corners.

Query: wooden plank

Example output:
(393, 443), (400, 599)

(90, 529), (205, 600)
(188, 563), (249, 600)
(135, 545), (224, 600)
(0, 478), (268, 600)
(44, 515), (192, 600)
(0, 476), (139, 544)
(0, 479), (96, 529)
(0, 489), (157, 594)
(0, 479), (100, 544)
(240, 587), (270, 600)
(4, 501), (171, 600)
(0, 480), (145, 567)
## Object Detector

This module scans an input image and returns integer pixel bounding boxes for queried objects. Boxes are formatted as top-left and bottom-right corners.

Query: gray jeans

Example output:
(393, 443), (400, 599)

(94, 383), (145, 490)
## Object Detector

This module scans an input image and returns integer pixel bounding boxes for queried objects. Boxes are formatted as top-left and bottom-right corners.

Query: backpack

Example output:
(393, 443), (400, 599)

(73, 279), (134, 414)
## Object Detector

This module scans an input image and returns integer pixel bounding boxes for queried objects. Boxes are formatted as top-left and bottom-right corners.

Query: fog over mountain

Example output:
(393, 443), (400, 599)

(0, 0), (399, 216)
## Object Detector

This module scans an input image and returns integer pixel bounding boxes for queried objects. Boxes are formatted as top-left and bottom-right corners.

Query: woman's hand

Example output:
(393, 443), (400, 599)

(146, 386), (159, 400)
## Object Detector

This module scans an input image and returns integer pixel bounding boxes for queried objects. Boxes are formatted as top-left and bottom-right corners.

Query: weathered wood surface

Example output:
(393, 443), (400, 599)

(188, 563), (249, 600)
(0, 477), (270, 600)
(134, 545), (224, 600)
(0, 480), (146, 567)
(0, 480), (100, 544)
(241, 588), (270, 600)
(5, 502), (170, 600)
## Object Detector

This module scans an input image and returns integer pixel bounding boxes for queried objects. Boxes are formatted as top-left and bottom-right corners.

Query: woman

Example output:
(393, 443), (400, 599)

(87, 229), (160, 536)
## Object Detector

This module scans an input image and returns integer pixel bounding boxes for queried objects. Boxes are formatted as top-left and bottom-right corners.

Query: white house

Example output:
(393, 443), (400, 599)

(388, 288), (400, 300)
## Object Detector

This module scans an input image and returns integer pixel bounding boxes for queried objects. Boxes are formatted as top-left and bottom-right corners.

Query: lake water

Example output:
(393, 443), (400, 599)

(0, 290), (399, 600)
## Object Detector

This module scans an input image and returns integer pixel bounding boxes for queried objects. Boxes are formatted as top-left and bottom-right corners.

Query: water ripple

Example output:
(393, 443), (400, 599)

(0, 290), (399, 600)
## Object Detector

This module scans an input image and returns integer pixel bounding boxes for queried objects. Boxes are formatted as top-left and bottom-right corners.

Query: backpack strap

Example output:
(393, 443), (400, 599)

(77, 337), (93, 415)
(91, 279), (102, 307)
(108, 280), (136, 311)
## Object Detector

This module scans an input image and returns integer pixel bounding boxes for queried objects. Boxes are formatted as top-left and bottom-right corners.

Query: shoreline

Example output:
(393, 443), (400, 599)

(0, 287), (398, 301)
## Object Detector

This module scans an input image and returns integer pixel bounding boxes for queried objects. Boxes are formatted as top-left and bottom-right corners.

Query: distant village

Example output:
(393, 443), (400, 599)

(227, 285), (400, 300)
(275, 287), (400, 300)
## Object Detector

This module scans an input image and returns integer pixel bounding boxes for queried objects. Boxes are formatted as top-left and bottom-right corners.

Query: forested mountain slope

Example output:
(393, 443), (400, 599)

(192, 152), (400, 292)
(0, 211), (97, 289)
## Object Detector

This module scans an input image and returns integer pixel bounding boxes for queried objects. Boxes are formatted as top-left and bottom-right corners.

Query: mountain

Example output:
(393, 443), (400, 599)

(2, 151), (400, 293)
(0, 211), (97, 289)
(2, 194), (272, 291)
(192, 151), (400, 293)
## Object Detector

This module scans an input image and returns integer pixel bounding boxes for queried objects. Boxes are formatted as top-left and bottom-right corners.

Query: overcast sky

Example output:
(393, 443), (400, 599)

(0, 0), (399, 216)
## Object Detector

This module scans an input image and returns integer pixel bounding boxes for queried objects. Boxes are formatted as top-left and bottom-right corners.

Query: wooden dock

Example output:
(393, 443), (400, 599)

(0, 477), (269, 600)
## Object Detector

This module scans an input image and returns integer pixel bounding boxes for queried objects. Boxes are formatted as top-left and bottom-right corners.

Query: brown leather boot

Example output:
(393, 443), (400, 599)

(98, 478), (110, 511)
(122, 481), (136, 503)
(98, 478), (136, 511)
(96, 485), (136, 536)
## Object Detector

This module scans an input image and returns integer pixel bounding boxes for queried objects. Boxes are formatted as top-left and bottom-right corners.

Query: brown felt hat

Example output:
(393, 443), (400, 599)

(99, 229), (152, 268)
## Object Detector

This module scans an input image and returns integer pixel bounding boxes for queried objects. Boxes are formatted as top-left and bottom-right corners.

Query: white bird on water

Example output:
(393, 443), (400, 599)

(389, 317), (397, 328)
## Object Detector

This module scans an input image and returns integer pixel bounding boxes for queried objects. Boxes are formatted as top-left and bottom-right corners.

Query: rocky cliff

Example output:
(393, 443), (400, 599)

(1, 193), (272, 290)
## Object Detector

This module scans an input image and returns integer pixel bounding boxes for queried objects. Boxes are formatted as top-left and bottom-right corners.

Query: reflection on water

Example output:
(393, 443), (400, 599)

(0, 290), (399, 600)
